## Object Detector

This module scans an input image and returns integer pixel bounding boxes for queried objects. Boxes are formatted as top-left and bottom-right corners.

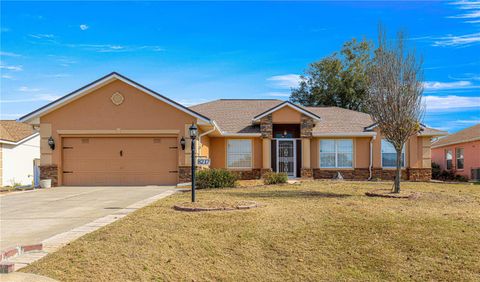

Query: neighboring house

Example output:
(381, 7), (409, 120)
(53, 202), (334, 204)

(0, 120), (40, 186)
(19, 72), (446, 186)
(431, 124), (480, 180)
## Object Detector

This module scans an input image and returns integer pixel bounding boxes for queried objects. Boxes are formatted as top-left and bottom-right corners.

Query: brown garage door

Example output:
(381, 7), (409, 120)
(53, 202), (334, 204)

(62, 137), (178, 186)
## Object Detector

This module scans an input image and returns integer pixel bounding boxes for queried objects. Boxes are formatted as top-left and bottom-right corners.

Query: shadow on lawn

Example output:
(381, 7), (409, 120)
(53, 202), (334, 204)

(225, 190), (352, 199)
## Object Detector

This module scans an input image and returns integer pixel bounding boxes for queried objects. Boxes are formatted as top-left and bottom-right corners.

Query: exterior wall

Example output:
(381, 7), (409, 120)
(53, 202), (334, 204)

(0, 144), (2, 186)
(39, 80), (197, 186)
(208, 137), (262, 169)
(431, 140), (480, 179)
(311, 132), (432, 181)
(271, 107), (302, 124)
(1, 135), (40, 186)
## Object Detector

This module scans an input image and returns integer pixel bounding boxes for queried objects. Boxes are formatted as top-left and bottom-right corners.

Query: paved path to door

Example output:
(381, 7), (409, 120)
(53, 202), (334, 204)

(0, 186), (174, 250)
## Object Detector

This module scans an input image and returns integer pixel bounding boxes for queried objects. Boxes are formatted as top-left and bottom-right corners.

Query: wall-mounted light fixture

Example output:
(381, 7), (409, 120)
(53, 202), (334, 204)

(48, 136), (55, 150)
(180, 137), (186, 150)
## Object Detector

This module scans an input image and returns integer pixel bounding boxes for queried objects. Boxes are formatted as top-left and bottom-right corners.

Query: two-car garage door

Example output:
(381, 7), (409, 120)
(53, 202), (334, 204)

(62, 137), (178, 186)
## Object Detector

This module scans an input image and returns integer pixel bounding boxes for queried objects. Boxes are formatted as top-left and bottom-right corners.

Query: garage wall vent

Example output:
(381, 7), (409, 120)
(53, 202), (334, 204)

(153, 138), (162, 143)
(81, 138), (90, 144)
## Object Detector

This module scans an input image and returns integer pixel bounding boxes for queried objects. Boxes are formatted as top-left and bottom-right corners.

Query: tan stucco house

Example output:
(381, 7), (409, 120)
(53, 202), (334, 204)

(19, 72), (446, 186)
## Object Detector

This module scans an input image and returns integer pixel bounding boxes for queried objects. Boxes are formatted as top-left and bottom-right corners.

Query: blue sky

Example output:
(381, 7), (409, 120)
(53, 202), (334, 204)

(1, 1), (479, 133)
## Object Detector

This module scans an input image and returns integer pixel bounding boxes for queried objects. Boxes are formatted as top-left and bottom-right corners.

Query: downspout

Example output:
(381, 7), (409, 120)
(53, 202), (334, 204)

(368, 135), (376, 180)
(198, 121), (217, 157)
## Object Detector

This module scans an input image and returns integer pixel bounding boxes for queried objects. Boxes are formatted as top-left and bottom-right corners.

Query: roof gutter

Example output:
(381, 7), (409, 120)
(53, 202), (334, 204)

(431, 136), (480, 149)
(0, 132), (40, 145)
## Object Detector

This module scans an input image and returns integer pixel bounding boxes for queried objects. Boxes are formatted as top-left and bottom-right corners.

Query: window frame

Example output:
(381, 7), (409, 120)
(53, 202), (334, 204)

(319, 139), (354, 169)
(456, 147), (464, 170)
(226, 139), (253, 169)
(381, 139), (406, 168)
(445, 149), (453, 170)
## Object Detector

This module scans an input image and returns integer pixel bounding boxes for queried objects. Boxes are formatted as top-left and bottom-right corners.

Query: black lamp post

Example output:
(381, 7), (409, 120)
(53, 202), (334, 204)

(189, 123), (198, 202)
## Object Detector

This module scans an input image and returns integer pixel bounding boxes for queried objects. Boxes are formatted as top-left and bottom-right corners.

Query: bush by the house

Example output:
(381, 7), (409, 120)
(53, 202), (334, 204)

(263, 172), (288, 185)
(432, 162), (441, 179)
(431, 164), (468, 182)
(196, 169), (237, 189)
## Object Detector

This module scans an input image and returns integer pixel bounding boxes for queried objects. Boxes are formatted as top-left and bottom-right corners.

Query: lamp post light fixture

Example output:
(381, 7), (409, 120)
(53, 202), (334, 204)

(189, 123), (198, 202)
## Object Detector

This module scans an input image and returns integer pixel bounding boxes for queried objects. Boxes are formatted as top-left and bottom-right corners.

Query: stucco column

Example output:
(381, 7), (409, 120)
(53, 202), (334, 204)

(302, 138), (311, 169)
(262, 138), (271, 169)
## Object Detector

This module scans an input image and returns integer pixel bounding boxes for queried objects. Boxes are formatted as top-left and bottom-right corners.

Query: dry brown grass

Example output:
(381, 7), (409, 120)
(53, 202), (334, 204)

(22, 181), (480, 281)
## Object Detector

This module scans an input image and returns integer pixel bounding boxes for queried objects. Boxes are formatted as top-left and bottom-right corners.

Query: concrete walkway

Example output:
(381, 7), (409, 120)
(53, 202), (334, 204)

(1, 186), (174, 250)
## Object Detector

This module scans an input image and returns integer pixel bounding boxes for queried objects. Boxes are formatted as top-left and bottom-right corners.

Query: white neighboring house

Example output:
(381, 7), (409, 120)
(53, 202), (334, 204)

(0, 120), (40, 187)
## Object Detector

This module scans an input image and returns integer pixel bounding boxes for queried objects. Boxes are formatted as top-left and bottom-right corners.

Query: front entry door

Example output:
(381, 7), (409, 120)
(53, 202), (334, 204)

(277, 140), (296, 177)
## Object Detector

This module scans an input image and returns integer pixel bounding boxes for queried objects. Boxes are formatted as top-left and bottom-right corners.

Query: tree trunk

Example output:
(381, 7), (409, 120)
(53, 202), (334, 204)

(393, 148), (402, 193)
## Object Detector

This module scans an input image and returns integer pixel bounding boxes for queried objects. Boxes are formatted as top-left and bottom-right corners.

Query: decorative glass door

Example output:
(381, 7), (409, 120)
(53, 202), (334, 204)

(277, 140), (296, 177)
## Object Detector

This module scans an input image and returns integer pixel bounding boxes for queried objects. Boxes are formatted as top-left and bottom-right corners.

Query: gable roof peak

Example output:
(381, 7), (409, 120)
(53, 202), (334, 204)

(252, 100), (321, 121)
(19, 72), (212, 125)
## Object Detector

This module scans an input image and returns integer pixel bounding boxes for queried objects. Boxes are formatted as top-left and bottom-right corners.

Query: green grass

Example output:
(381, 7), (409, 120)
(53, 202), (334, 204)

(22, 181), (480, 281)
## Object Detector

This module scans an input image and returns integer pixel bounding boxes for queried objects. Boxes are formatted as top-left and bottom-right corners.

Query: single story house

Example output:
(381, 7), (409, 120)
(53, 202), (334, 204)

(19, 72), (446, 186)
(0, 120), (40, 186)
(431, 124), (480, 180)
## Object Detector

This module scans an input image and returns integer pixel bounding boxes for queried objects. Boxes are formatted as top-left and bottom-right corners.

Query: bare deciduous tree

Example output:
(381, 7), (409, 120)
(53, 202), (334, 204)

(366, 27), (425, 193)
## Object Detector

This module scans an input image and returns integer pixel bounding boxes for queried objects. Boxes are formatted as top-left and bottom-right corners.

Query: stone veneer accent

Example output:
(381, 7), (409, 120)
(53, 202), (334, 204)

(178, 166), (207, 183)
(260, 114), (273, 138)
(407, 168), (432, 181)
(312, 168), (431, 181)
(230, 169), (262, 180)
(40, 165), (58, 186)
(300, 114), (314, 138)
(301, 168), (313, 179)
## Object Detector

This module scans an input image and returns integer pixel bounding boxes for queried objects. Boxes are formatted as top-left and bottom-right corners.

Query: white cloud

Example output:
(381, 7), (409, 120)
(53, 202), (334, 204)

(41, 73), (70, 78)
(0, 51), (21, 57)
(80, 24), (89, 31)
(0, 64), (23, 71)
(29, 34), (54, 39)
(0, 94), (61, 104)
(448, 10), (480, 19)
(424, 95), (480, 111)
(423, 80), (473, 91)
(1, 74), (14, 79)
(0, 113), (22, 118)
(267, 74), (302, 89)
(264, 92), (291, 97)
(18, 86), (41, 92)
(432, 32), (480, 47)
(177, 98), (210, 107)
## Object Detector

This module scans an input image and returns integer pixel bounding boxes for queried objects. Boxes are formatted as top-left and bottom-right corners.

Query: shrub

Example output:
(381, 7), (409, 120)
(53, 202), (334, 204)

(196, 169), (237, 189)
(432, 162), (441, 179)
(263, 172), (288, 185)
(436, 169), (468, 182)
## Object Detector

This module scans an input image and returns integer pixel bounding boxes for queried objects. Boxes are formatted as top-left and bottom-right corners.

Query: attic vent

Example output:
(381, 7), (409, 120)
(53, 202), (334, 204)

(81, 138), (90, 144)
(153, 138), (162, 143)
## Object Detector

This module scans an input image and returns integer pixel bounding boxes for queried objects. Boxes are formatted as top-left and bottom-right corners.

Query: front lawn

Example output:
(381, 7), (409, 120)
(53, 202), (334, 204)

(22, 181), (480, 281)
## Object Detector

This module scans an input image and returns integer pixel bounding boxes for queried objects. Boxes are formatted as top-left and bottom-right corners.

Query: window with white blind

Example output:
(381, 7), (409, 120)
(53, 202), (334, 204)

(227, 139), (252, 168)
(381, 140), (405, 168)
(445, 149), (453, 170)
(319, 139), (353, 168)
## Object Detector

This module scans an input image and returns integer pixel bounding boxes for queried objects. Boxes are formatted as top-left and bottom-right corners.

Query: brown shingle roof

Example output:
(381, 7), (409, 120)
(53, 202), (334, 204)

(0, 120), (37, 143)
(190, 99), (283, 134)
(190, 99), (445, 136)
(306, 106), (373, 134)
(432, 124), (480, 148)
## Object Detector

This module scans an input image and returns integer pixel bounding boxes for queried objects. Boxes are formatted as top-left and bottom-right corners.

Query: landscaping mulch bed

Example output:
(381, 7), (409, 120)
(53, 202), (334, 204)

(365, 189), (419, 199)
(174, 200), (260, 212)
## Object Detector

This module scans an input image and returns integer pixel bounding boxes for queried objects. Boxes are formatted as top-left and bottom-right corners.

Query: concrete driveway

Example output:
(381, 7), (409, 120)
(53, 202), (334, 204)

(0, 186), (174, 250)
